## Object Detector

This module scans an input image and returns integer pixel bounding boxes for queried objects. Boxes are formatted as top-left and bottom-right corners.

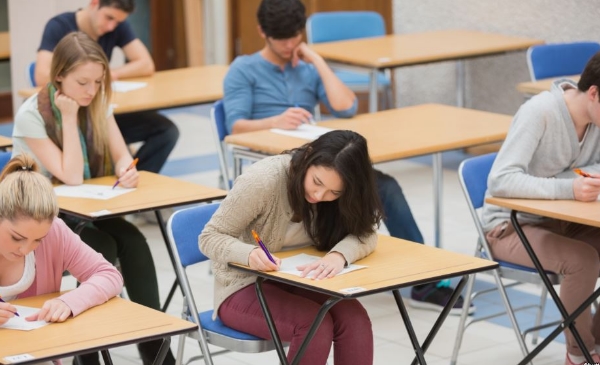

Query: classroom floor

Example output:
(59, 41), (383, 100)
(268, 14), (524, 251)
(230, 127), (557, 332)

(50, 103), (574, 365)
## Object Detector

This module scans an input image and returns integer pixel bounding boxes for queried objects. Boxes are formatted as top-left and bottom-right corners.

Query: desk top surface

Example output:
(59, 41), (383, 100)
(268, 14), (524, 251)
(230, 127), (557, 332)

(516, 75), (580, 95)
(58, 171), (226, 220)
(486, 196), (600, 229)
(309, 29), (543, 68)
(18, 65), (227, 114)
(225, 103), (512, 163)
(231, 235), (497, 298)
(0, 32), (9, 60)
(0, 135), (12, 149)
(0, 294), (196, 364)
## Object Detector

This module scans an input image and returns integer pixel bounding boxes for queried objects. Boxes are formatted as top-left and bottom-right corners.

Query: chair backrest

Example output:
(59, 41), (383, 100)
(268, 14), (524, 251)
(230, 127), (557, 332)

(210, 100), (231, 190)
(0, 151), (11, 171)
(527, 42), (600, 81)
(26, 61), (36, 87)
(306, 11), (385, 44)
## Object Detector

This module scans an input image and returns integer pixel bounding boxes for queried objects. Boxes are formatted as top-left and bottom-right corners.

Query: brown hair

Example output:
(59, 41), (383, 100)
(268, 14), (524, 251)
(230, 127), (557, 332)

(0, 154), (58, 221)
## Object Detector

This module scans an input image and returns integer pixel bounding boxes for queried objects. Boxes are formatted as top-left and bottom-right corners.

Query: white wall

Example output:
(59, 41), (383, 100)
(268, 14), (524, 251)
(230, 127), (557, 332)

(392, 0), (600, 114)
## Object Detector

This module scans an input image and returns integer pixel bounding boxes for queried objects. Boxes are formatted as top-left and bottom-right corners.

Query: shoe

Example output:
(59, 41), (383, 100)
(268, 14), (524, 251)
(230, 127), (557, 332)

(408, 280), (476, 316)
(565, 352), (600, 365)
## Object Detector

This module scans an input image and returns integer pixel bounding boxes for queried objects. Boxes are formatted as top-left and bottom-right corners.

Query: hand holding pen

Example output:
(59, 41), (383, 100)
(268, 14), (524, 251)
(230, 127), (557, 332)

(0, 297), (20, 324)
(573, 168), (600, 202)
(112, 158), (139, 189)
(249, 230), (280, 271)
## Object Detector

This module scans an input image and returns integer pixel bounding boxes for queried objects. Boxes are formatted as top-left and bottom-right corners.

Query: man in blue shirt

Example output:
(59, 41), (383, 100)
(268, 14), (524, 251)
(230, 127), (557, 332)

(224, 0), (474, 315)
(35, 0), (179, 176)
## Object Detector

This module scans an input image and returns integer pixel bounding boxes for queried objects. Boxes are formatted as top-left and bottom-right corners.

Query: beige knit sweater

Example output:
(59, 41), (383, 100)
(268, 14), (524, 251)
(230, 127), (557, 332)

(199, 154), (377, 317)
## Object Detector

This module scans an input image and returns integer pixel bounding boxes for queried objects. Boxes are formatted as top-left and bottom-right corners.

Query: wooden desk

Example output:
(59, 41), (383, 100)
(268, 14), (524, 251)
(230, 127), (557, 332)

(226, 104), (512, 248)
(309, 29), (543, 112)
(0, 135), (12, 150)
(0, 294), (196, 365)
(18, 65), (227, 114)
(230, 235), (498, 365)
(485, 197), (600, 364)
(0, 32), (9, 61)
(516, 75), (580, 96)
(58, 171), (227, 311)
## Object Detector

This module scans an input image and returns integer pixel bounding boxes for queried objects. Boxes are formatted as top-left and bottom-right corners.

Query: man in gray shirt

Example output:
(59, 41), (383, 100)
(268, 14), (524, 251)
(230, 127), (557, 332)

(482, 52), (600, 365)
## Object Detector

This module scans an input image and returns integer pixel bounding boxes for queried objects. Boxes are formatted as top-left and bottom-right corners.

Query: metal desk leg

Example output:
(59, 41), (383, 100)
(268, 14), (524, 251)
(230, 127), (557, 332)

(152, 337), (172, 365)
(233, 155), (242, 180)
(369, 68), (379, 113)
(156, 210), (181, 312)
(510, 210), (596, 365)
(73, 220), (88, 235)
(100, 350), (114, 365)
(254, 277), (342, 365)
(432, 152), (443, 248)
(393, 290), (427, 365)
(456, 60), (466, 108)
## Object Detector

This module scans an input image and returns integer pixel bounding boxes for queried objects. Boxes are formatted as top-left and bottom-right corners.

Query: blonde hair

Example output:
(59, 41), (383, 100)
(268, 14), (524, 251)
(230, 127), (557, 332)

(50, 31), (113, 157)
(0, 154), (58, 221)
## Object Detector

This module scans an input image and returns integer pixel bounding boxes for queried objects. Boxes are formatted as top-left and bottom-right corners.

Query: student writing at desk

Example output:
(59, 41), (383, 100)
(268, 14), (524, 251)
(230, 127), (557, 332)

(223, 0), (473, 315)
(0, 154), (123, 362)
(35, 0), (179, 177)
(201, 130), (382, 365)
(482, 52), (600, 365)
(11, 32), (175, 365)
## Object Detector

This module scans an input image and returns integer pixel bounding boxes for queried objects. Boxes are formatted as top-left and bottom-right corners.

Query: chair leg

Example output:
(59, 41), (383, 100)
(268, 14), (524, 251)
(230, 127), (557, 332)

(530, 285), (549, 346)
(175, 333), (186, 365)
(450, 272), (477, 365)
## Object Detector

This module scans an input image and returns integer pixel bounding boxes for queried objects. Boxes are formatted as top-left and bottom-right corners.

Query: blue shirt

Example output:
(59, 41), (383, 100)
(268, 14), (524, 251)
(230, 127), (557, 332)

(223, 52), (357, 134)
(39, 12), (136, 61)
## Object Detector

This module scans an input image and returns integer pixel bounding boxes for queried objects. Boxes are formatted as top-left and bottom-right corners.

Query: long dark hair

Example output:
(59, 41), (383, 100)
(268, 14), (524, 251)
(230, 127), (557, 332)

(286, 130), (383, 251)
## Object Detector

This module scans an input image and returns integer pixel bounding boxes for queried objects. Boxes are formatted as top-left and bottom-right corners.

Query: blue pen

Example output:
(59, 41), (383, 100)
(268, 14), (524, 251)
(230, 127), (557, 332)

(251, 230), (276, 264)
(294, 103), (316, 125)
(0, 297), (20, 317)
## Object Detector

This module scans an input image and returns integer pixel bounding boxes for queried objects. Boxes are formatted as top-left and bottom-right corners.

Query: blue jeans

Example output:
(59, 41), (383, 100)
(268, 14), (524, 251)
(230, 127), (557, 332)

(116, 111), (180, 174)
(375, 169), (424, 244)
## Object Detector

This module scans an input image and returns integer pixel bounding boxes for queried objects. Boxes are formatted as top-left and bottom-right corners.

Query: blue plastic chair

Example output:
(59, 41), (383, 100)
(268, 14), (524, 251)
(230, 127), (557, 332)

(306, 11), (392, 109)
(209, 100), (232, 190)
(26, 61), (36, 87)
(527, 42), (600, 81)
(450, 153), (561, 365)
(167, 203), (278, 365)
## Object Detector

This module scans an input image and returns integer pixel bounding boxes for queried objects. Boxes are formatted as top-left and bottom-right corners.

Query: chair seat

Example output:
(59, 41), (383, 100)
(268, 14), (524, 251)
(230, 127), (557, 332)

(198, 310), (265, 341)
(333, 70), (390, 87)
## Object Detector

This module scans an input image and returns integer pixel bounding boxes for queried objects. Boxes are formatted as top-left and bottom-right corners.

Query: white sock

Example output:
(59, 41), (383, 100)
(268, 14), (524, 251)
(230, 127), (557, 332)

(568, 351), (596, 364)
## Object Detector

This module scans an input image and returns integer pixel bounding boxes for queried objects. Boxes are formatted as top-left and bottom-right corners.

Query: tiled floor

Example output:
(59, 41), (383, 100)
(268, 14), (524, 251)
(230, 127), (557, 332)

(49, 104), (571, 364)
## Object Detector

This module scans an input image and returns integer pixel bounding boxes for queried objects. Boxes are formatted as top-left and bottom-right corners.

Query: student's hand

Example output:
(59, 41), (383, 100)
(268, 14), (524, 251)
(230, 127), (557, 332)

(54, 90), (80, 121)
(27, 299), (72, 323)
(298, 252), (346, 280)
(248, 247), (281, 272)
(573, 175), (600, 201)
(273, 108), (314, 129)
(292, 42), (322, 67)
(110, 69), (119, 80)
(0, 302), (18, 325)
(117, 166), (139, 188)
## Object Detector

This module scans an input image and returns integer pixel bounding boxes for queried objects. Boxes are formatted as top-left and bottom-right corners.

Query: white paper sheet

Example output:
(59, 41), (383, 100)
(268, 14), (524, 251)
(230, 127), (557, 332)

(0, 305), (49, 331)
(111, 81), (147, 93)
(270, 124), (333, 141)
(53, 184), (135, 200)
(278, 253), (366, 278)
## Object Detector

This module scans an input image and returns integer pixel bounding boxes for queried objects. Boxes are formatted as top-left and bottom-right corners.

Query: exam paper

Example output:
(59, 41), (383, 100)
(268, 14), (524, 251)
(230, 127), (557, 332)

(112, 81), (147, 93)
(54, 184), (135, 200)
(0, 305), (49, 331)
(270, 124), (333, 141)
(278, 253), (366, 278)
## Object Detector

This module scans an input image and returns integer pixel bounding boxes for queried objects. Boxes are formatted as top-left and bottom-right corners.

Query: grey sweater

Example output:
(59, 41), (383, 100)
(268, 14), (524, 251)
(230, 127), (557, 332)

(199, 154), (377, 317)
(482, 79), (600, 232)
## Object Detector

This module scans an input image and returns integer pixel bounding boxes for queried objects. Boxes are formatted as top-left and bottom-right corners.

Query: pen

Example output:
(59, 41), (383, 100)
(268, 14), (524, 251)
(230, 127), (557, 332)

(0, 297), (19, 317)
(112, 158), (139, 189)
(294, 103), (316, 125)
(251, 229), (276, 264)
(574, 168), (595, 178)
